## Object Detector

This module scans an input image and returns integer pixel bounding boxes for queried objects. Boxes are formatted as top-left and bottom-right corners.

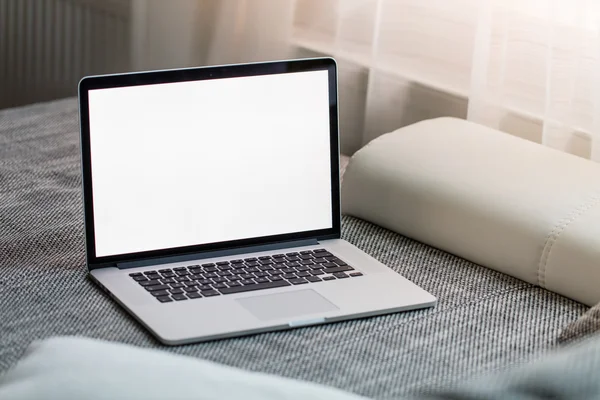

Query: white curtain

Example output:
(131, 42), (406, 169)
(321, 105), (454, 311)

(205, 0), (600, 160)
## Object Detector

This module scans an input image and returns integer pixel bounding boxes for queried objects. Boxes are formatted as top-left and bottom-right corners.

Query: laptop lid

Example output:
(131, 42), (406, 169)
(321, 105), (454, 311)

(78, 58), (340, 270)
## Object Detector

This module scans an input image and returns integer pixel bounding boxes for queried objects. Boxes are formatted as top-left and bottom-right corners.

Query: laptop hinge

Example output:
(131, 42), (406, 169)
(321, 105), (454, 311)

(115, 238), (319, 270)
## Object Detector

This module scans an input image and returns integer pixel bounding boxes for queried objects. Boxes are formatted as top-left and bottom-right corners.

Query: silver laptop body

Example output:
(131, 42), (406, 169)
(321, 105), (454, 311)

(78, 58), (436, 345)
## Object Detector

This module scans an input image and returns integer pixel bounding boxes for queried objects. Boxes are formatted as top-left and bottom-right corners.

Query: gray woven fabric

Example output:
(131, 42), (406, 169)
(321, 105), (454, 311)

(0, 98), (590, 399)
(559, 302), (600, 344)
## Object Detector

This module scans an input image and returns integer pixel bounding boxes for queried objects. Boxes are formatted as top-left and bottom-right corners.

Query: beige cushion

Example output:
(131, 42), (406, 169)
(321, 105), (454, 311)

(342, 117), (600, 306)
(0, 337), (365, 400)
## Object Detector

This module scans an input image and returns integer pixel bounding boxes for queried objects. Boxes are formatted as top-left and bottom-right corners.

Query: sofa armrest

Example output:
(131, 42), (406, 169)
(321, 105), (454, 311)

(342, 117), (600, 306)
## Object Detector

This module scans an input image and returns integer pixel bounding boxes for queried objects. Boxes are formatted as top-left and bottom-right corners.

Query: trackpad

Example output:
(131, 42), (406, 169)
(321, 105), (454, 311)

(237, 289), (339, 321)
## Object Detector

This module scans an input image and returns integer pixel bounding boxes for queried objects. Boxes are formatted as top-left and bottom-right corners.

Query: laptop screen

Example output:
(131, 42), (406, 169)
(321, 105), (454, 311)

(87, 69), (334, 258)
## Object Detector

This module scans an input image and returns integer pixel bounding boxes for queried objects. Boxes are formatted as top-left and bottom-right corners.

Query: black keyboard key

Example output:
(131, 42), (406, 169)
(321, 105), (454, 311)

(175, 270), (190, 277)
(146, 284), (170, 292)
(274, 263), (287, 269)
(150, 290), (169, 297)
(322, 262), (337, 268)
(139, 279), (160, 287)
(350, 272), (364, 277)
(285, 252), (299, 256)
(219, 280), (290, 294)
(129, 272), (142, 277)
(313, 248), (326, 253)
(245, 267), (259, 273)
(217, 265), (233, 271)
(183, 286), (198, 293)
(161, 272), (176, 278)
(187, 264), (200, 269)
(169, 288), (184, 295)
(198, 279), (212, 285)
(172, 294), (187, 301)
(270, 270), (283, 276)
(241, 279), (255, 285)
(286, 256), (300, 262)
(273, 254), (285, 258)
(255, 277), (269, 284)
(306, 276), (322, 283)
(258, 256), (272, 260)
(198, 285), (213, 291)
(289, 278), (308, 285)
(205, 272), (218, 278)
(132, 275), (148, 282)
(187, 292), (202, 299)
(203, 266), (217, 273)
(188, 268), (202, 275)
(175, 276), (189, 282)
(231, 259), (244, 264)
(282, 268), (295, 274)
(240, 273), (254, 279)
(283, 273), (296, 279)
(323, 266), (354, 274)
(322, 276), (336, 281)
(212, 277), (227, 283)
(285, 261), (300, 267)
(190, 274), (204, 280)
(202, 263), (216, 267)
(320, 252), (333, 257)
(144, 270), (158, 275)
(173, 267), (186, 272)
(299, 250), (313, 255)
(232, 263), (246, 270)
(213, 283), (227, 289)
(161, 278), (176, 284)
(297, 271), (310, 277)
(158, 269), (172, 273)
(259, 259), (273, 265)
(157, 296), (172, 303)
(258, 265), (274, 271)
(310, 264), (324, 270)
(244, 257), (257, 262)
(245, 261), (259, 267)
(217, 271), (232, 277)
(216, 261), (230, 266)
(185, 281), (199, 287)
(227, 281), (242, 287)
(228, 276), (242, 281)
(270, 275), (283, 281)
(334, 272), (349, 279)
(299, 254), (313, 260)
(310, 270), (324, 276)
(201, 290), (220, 297)
(170, 282), (185, 288)
(296, 266), (309, 272)
(313, 258), (327, 263)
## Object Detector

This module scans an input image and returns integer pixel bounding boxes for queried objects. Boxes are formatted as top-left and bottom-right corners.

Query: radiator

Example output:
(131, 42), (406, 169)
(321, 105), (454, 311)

(0, 0), (132, 109)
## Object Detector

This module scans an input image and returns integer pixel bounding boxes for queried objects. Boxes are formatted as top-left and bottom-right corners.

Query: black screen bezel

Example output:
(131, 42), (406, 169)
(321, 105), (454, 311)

(78, 58), (340, 269)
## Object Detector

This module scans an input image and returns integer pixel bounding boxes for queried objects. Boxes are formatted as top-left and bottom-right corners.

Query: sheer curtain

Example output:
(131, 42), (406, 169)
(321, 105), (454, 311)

(205, 0), (600, 161)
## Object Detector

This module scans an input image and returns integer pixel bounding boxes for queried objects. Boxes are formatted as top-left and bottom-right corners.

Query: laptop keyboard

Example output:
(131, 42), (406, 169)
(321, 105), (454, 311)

(128, 249), (363, 303)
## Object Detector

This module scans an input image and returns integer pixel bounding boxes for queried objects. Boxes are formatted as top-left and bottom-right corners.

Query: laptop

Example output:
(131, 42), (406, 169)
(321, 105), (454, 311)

(78, 58), (436, 345)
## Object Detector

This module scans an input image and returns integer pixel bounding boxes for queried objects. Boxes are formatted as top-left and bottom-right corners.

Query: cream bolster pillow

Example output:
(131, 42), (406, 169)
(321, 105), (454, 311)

(341, 117), (600, 307)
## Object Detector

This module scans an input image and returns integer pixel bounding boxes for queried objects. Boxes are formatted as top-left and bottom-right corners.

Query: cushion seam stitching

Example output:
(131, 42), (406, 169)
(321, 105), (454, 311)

(537, 194), (600, 288)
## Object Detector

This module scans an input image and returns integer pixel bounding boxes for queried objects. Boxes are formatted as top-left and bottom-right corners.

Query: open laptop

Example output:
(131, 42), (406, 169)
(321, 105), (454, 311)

(78, 58), (436, 345)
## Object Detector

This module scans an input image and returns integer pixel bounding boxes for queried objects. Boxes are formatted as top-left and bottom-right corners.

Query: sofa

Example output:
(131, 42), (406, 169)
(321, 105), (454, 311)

(0, 98), (595, 398)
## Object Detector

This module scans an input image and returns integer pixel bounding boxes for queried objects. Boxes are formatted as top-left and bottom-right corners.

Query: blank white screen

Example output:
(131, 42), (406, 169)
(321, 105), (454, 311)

(88, 70), (333, 257)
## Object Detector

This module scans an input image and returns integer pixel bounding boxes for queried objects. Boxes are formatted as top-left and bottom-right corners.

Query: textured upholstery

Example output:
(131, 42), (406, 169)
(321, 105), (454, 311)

(0, 100), (588, 398)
